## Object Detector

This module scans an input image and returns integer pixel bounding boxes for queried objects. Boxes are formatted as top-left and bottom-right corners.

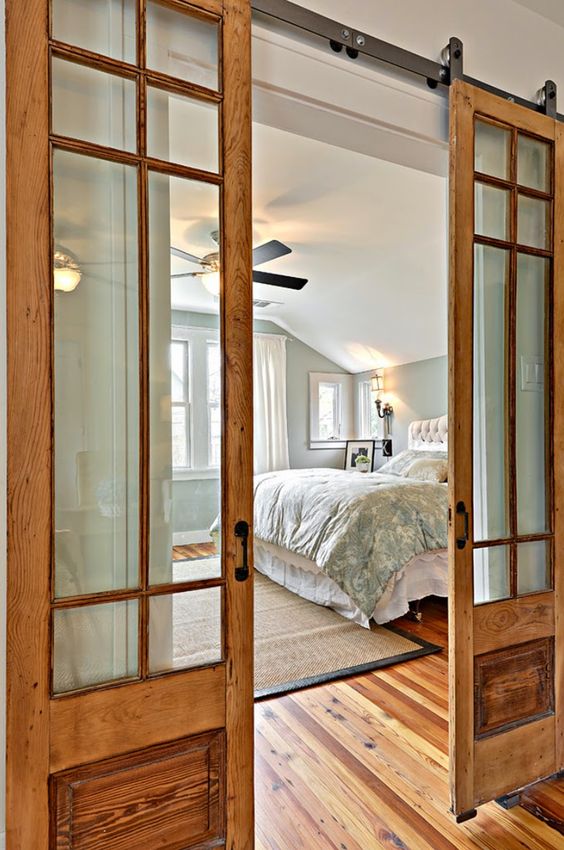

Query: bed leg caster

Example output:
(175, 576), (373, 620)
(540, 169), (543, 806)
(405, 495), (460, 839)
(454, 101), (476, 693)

(407, 600), (422, 622)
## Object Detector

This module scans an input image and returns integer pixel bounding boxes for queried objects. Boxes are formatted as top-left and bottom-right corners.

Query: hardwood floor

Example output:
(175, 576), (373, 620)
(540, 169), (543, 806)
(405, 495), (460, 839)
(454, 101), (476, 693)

(255, 598), (563, 850)
(172, 542), (217, 561)
(521, 776), (564, 836)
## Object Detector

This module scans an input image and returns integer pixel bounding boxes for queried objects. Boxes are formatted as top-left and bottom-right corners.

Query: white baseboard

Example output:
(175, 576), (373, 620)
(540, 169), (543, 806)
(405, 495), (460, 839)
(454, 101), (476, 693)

(173, 530), (212, 546)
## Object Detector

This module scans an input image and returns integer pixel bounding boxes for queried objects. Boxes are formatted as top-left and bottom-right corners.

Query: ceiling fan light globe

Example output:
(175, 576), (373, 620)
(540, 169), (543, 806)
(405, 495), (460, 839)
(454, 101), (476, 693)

(54, 267), (81, 293)
(202, 271), (220, 297)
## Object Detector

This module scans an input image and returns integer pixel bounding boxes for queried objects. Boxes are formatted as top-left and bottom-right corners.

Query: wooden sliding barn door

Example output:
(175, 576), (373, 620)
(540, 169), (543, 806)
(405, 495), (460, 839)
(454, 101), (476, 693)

(6, 1), (254, 848)
(449, 79), (563, 818)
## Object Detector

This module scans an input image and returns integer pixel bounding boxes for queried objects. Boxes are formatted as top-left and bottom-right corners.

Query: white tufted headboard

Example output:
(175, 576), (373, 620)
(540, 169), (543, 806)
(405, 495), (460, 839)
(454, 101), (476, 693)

(408, 415), (448, 452)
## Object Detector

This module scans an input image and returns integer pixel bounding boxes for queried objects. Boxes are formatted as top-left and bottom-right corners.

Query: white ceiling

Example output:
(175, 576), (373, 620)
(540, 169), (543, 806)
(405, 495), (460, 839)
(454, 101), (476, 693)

(172, 122), (447, 373)
(511, 0), (564, 27)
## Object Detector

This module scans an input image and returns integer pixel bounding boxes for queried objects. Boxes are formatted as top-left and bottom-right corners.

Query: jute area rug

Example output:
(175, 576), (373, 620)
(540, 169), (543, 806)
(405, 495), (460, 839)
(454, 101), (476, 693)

(173, 559), (441, 699)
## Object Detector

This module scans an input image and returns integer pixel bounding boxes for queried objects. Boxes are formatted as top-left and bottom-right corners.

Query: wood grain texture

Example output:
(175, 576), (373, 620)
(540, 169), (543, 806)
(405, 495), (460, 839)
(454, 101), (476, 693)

(221, 2), (254, 850)
(553, 123), (564, 775)
(449, 79), (561, 815)
(448, 79), (476, 818)
(473, 594), (554, 655)
(51, 732), (225, 849)
(474, 638), (554, 738)
(50, 666), (226, 772)
(521, 775), (564, 835)
(474, 717), (556, 804)
(255, 600), (564, 849)
(5, 1), (51, 848)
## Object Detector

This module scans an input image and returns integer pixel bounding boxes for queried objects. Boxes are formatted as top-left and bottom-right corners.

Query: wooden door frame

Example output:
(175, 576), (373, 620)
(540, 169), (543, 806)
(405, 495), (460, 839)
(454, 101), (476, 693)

(448, 78), (563, 818)
(5, 1), (254, 848)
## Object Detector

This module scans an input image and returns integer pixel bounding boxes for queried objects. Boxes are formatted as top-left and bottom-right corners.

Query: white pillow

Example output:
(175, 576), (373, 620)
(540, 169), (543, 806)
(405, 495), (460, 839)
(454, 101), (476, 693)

(379, 448), (447, 479)
(404, 457), (448, 483)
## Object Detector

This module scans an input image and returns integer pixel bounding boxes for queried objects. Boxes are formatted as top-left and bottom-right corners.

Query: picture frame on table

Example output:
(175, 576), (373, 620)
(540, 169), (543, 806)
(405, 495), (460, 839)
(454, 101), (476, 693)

(344, 440), (376, 472)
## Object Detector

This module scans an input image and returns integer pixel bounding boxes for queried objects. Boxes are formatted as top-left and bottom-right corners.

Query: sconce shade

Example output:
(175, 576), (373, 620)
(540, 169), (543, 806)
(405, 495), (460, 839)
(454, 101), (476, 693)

(54, 249), (81, 293)
(371, 373), (383, 393)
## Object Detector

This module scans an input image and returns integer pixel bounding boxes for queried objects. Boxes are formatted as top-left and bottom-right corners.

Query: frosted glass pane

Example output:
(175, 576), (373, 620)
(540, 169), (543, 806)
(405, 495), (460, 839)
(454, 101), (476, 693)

(473, 245), (510, 541)
(147, 1), (219, 90)
(517, 134), (550, 192)
(53, 600), (138, 693)
(517, 540), (551, 595)
(475, 120), (510, 179)
(53, 150), (139, 598)
(473, 546), (510, 604)
(52, 0), (136, 63)
(147, 87), (219, 173)
(518, 195), (551, 249)
(516, 254), (549, 535)
(52, 57), (136, 151)
(475, 183), (510, 241)
(149, 588), (222, 673)
(148, 171), (221, 585)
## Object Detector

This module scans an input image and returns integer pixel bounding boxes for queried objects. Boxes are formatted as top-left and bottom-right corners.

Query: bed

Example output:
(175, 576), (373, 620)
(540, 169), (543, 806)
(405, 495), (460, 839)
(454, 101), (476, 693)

(253, 415), (449, 627)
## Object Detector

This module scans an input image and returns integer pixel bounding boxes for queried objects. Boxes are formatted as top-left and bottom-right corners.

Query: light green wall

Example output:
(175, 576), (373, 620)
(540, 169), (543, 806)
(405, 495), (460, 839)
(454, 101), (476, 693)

(354, 355), (448, 464)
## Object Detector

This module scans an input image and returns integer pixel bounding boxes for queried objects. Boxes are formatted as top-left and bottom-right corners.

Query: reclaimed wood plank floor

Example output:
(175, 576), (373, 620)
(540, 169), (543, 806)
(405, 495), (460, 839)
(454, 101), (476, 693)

(255, 597), (563, 850)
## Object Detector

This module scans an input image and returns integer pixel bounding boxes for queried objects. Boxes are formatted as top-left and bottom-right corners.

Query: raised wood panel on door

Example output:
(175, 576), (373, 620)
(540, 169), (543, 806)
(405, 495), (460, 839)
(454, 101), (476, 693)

(51, 733), (225, 850)
(474, 638), (554, 738)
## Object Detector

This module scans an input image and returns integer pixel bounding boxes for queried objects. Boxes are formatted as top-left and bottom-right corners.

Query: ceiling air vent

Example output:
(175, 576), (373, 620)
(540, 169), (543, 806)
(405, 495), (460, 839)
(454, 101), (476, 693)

(253, 299), (282, 309)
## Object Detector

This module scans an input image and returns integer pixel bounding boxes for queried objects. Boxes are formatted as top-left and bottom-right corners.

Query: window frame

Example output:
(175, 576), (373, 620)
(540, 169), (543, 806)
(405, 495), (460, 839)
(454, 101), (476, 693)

(171, 325), (220, 479)
(309, 371), (353, 449)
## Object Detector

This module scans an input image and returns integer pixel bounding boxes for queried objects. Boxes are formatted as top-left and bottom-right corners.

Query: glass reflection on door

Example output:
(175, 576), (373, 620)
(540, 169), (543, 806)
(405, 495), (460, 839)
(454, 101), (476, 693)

(148, 172), (222, 589)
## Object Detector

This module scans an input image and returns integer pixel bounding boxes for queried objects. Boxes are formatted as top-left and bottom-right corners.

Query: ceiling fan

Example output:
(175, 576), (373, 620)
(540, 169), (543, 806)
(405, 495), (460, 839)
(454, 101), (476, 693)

(170, 231), (308, 297)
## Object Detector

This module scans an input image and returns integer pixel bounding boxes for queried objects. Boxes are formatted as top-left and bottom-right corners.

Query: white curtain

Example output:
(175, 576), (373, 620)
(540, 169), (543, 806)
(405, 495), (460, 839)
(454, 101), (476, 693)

(254, 333), (290, 474)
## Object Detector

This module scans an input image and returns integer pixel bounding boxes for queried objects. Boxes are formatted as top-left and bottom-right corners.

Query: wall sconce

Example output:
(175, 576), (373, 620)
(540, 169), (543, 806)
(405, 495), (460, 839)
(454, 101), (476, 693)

(371, 370), (393, 436)
(54, 248), (82, 293)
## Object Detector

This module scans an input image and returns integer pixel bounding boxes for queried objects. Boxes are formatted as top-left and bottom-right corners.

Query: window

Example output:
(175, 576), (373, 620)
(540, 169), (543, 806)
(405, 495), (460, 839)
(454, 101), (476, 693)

(171, 340), (190, 468)
(358, 379), (380, 438)
(206, 341), (221, 467)
(318, 382), (341, 440)
(309, 372), (353, 448)
(171, 326), (220, 476)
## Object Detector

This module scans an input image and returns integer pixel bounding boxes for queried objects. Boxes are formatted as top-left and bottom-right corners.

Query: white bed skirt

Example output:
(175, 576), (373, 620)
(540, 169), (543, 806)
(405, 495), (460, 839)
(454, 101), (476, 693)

(254, 540), (448, 628)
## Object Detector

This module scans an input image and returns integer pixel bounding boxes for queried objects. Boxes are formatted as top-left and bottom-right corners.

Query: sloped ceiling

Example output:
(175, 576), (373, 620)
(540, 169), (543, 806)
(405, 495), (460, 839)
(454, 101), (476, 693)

(172, 122), (447, 373)
(511, 0), (564, 27)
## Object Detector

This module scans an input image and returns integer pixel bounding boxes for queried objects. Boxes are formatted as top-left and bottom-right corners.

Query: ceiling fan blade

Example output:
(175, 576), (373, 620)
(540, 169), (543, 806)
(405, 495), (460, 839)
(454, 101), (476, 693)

(252, 269), (308, 290)
(171, 246), (205, 265)
(252, 239), (292, 267)
(171, 272), (202, 279)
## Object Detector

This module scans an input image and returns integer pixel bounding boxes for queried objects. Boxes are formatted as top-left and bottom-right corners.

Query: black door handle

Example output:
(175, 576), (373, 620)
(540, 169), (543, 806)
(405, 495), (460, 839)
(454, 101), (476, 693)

(234, 520), (250, 581)
(456, 501), (469, 550)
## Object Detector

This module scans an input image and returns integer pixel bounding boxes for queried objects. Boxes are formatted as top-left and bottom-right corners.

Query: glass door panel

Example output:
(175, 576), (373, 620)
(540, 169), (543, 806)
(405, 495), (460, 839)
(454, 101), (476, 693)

(53, 599), (139, 694)
(517, 195), (551, 249)
(52, 0), (137, 63)
(473, 244), (510, 543)
(517, 134), (550, 191)
(52, 57), (137, 151)
(473, 546), (510, 605)
(53, 149), (139, 599)
(147, 85), (219, 172)
(475, 119), (511, 179)
(146, 0), (219, 91)
(516, 253), (550, 535)
(148, 171), (222, 588)
(148, 587), (222, 674)
(474, 183), (510, 240)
